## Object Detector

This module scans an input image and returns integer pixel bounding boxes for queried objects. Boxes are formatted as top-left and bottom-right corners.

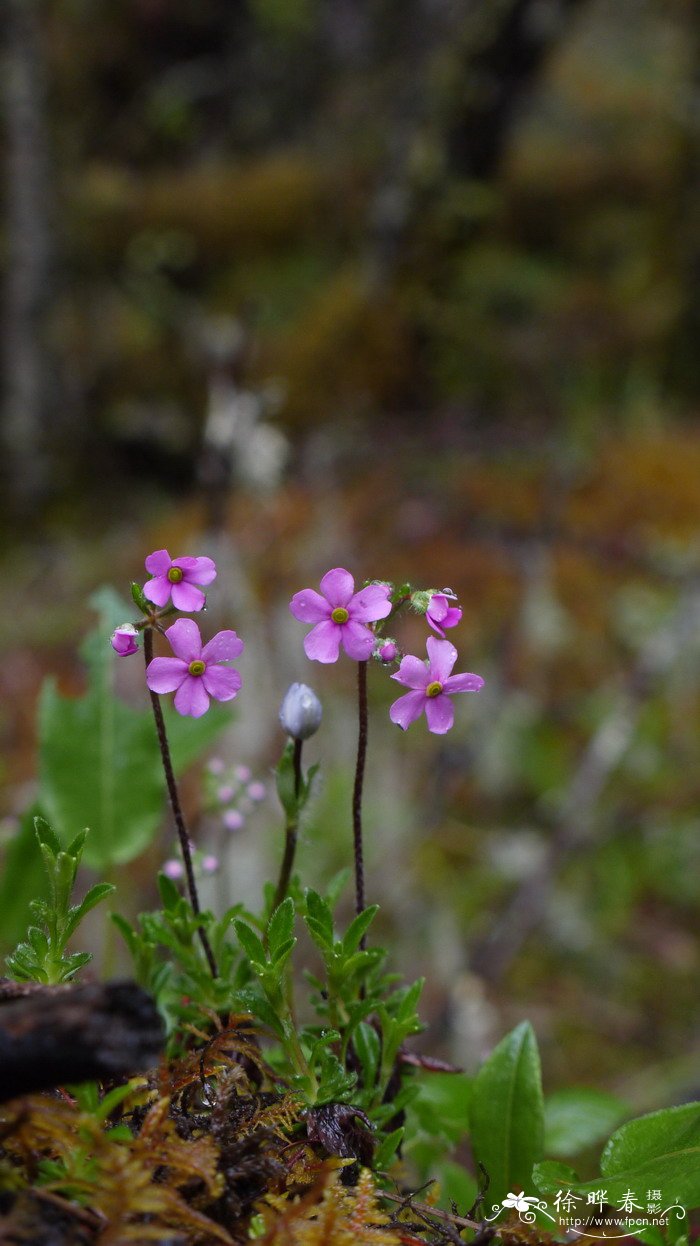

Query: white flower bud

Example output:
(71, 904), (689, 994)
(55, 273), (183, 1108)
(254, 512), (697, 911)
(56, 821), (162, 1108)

(279, 682), (323, 740)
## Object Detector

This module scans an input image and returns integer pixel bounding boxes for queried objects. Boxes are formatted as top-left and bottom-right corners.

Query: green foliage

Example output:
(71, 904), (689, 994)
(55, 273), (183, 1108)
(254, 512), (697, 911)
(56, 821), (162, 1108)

(6, 817), (114, 985)
(470, 1021), (544, 1209)
(537, 1102), (700, 1210)
(38, 588), (228, 869)
(0, 806), (46, 952)
(545, 1087), (629, 1159)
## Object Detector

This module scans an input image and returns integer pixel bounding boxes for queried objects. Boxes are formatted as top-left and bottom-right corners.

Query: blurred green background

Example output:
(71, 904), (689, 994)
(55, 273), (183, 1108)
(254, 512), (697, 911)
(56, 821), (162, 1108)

(2, 0), (700, 1116)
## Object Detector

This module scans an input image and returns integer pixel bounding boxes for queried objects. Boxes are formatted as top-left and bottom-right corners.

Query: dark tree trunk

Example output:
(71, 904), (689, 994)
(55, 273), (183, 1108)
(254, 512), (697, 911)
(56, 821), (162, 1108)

(1, 0), (55, 515)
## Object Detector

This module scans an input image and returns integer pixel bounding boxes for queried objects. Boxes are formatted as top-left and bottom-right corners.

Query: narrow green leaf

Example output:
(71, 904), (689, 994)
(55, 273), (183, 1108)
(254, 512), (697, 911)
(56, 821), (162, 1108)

(354, 1021), (381, 1088)
(158, 872), (183, 912)
(234, 920), (267, 967)
(64, 883), (116, 939)
(268, 897), (295, 958)
(34, 816), (61, 857)
(470, 1021), (544, 1209)
(305, 890), (333, 947)
(374, 1127), (403, 1171)
(341, 905), (379, 955)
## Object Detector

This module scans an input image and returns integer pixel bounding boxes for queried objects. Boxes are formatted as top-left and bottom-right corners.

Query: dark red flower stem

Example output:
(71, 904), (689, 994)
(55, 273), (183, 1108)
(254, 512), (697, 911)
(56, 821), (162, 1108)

(352, 660), (368, 942)
(272, 738), (303, 912)
(143, 627), (218, 978)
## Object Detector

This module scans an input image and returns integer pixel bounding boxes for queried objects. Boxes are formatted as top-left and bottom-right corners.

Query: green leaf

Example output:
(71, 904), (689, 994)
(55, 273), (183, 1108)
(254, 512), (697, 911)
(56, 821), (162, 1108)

(64, 883), (116, 940)
(234, 920), (267, 967)
(268, 897), (295, 958)
(158, 872), (183, 912)
(408, 1071), (472, 1145)
(34, 816), (61, 857)
(536, 1103), (700, 1209)
(341, 905), (379, 956)
(305, 890), (333, 948)
(545, 1088), (628, 1159)
(353, 1021), (381, 1089)
(275, 740), (299, 818)
(0, 807), (46, 953)
(374, 1126), (403, 1171)
(470, 1021), (544, 1209)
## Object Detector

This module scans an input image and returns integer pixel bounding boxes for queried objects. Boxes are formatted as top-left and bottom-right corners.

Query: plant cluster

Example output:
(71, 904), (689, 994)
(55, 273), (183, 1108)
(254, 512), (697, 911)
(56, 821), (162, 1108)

(0, 551), (698, 1245)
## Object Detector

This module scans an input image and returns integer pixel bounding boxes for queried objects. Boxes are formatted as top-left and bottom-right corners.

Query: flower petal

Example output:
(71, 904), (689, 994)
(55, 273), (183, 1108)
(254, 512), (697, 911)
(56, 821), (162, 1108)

(289, 589), (330, 624)
(171, 582), (206, 612)
(186, 555), (217, 585)
(391, 655), (430, 690)
(389, 690), (426, 730)
(146, 657), (188, 693)
(319, 567), (354, 606)
(165, 618), (202, 662)
(349, 583), (392, 623)
(143, 576), (171, 607)
(427, 594), (450, 623)
(442, 605), (462, 629)
(340, 620), (376, 661)
(174, 675), (210, 717)
(443, 672), (484, 693)
(426, 636), (458, 682)
(202, 664), (242, 701)
(201, 629), (244, 663)
(145, 549), (171, 576)
(304, 620), (342, 663)
(425, 694), (454, 734)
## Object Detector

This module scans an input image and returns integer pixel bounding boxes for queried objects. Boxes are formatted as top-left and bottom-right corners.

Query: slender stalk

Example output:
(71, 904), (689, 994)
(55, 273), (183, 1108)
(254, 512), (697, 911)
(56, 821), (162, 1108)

(143, 628), (218, 978)
(352, 660), (368, 927)
(272, 738), (303, 911)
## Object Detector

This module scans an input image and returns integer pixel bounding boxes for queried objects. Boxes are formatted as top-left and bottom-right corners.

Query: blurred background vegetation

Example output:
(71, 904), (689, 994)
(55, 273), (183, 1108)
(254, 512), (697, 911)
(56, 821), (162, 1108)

(2, 0), (700, 1119)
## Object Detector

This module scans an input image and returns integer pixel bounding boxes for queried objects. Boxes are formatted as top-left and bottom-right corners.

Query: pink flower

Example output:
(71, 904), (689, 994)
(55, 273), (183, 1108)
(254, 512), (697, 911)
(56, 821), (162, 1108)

(201, 854), (219, 874)
(163, 859), (184, 880)
(111, 623), (139, 656)
(390, 637), (484, 735)
(426, 592), (462, 637)
(146, 618), (243, 718)
(143, 549), (217, 613)
(290, 568), (392, 663)
(247, 781), (266, 802)
(223, 809), (245, 831)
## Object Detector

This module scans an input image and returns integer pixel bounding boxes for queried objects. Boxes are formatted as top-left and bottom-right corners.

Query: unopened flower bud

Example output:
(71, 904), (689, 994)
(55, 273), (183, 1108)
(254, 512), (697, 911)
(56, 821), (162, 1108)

(111, 623), (139, 656)
(279, 682), (323, 740)
(377, 640), (398, 663)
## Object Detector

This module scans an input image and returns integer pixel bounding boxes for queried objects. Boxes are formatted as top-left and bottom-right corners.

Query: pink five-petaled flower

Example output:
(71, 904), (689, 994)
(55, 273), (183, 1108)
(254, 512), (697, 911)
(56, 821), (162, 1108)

(290, 568), (392, 663)
(426, 592), (462, 637)
(146, 618), (243, 718)
(143, 549), (217, 613)
(390, 637), (484, 735)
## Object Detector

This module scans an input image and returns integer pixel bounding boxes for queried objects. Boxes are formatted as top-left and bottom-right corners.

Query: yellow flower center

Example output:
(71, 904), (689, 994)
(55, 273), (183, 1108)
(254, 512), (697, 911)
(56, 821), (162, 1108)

(331, 606), (349, 624)
(426, 681), (443, 698)
(168, 567), (184, 583)
(188, 660), (206, 676)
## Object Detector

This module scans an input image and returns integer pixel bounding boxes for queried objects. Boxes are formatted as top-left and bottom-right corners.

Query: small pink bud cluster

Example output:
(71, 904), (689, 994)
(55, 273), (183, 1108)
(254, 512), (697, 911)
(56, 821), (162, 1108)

(290, 568), (484, 735)
(204, 757), (267, 832)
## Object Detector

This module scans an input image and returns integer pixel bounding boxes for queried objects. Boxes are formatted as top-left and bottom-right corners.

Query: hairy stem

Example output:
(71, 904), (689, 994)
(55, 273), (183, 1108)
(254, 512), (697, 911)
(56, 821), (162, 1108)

(143, 628), (218, 978)
(352, 660), (368, 931)
(272, 738), (303, 912)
